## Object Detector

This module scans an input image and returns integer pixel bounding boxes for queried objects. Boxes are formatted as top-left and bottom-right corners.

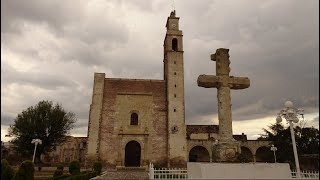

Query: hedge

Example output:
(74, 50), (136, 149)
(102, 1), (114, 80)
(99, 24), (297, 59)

(1, 159), (15, 180)
(14, 160), (34, 180)
(68, 161), (80, 175)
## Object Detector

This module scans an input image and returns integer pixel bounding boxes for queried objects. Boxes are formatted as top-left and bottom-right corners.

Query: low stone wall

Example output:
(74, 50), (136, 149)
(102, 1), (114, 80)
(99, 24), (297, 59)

(187, 162), (292, 179)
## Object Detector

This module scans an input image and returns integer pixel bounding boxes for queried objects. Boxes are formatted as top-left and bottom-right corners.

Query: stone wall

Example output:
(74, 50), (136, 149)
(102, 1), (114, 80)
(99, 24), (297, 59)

(41, 136), (87, 165)
(98, 78), (168, 168)
(186, 125), (271, 163)
(86, 73), (105, 163)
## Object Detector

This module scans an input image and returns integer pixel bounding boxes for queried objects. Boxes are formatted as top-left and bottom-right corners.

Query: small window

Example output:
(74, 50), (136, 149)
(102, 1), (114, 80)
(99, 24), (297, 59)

(172, 38), (178, 51)
(174, 94), (176, 98)
(174, 61), (176, 64)
(175, 84), (177, 87)
(174, 72), (176, 75)
(171, 126), (178, 134)
(130, 113), (138, 125)
(174, 109), (176, 112)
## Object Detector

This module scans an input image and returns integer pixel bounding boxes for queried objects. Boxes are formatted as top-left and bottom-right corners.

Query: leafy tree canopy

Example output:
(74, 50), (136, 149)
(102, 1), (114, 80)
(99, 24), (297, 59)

(8, 100), (77, 162)
(258, 122), (319, 164)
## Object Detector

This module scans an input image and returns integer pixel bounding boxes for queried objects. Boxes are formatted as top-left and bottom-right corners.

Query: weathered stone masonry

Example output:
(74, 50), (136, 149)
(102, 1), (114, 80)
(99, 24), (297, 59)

(98, 79), (168, 168)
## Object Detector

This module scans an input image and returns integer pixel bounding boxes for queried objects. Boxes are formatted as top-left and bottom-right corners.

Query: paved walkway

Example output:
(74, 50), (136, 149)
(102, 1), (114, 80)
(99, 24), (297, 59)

(91, 169), (149, 180)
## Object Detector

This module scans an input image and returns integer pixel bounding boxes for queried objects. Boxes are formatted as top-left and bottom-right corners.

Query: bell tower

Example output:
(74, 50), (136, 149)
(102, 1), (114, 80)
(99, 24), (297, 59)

(163, 10), (187, 167)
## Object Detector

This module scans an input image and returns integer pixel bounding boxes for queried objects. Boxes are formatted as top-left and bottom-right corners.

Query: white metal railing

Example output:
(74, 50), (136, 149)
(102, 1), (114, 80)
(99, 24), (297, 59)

(291, 170), (319, 179)
(149, 164), (318, 179)
(149, 163), (187, 179)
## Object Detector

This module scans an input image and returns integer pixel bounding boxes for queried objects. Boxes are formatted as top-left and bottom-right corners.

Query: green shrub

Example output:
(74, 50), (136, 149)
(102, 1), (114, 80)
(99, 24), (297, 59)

(1, 159), (9, 174)
(93, 161), (102, 174)
(68, 160), (80, 175)
(1, 159), (15, 180)
(53, 169), (63, 178)
(57, 164), (64, 171)
(14, 160), (34, 180)
(52, 173), (70, 180)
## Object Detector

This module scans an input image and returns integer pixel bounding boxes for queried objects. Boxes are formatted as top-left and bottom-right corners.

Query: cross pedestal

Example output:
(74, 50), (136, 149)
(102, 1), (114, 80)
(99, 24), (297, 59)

(197, 48), (250, 162)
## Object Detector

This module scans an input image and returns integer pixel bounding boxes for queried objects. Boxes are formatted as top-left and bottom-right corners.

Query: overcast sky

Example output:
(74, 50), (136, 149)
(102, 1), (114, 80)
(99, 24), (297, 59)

(1, 0), (319, 141)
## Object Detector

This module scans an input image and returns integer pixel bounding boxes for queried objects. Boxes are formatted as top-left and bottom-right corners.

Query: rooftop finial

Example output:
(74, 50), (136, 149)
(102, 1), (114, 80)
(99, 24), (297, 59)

(170, 10), (176, 17)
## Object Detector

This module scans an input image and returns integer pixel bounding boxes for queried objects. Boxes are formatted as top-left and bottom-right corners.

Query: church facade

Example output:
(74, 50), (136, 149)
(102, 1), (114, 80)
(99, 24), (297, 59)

(86, 11), (187, 168)
(86, 11), (271, 168)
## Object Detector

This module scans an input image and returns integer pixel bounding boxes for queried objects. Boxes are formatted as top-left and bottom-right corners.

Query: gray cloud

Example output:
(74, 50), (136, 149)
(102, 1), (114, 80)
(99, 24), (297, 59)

(181, 0), (319, 123)
(1, 0), (130, 67)
(1, 114), (15, 126)
(1, 61), (78, 90)
(1, 0), (319, 137)
(1, 0), (85, 34)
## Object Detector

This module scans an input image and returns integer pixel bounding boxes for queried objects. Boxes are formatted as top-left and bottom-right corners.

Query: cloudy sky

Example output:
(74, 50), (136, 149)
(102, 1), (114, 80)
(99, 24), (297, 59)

(1, 0), (319, 141)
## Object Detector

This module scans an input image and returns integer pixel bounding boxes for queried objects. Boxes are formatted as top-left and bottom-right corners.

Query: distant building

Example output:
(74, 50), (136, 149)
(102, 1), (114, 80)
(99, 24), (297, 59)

(1, 141), (14, 159)
(41, 136), (87, 165)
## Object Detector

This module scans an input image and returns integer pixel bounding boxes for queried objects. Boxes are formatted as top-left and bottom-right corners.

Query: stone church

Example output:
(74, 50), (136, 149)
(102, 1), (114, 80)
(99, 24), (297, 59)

(86, 11), (271, 169)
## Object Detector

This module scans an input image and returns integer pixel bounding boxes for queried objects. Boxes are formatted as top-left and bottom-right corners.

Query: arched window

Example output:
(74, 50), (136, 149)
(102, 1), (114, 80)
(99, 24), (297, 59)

(130, 113), (138, 125)
(172, 38), (178, 51)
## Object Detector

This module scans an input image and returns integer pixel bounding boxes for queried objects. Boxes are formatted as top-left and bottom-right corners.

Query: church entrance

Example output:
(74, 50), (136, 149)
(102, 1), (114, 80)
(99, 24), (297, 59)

(125, 141), (141, 167)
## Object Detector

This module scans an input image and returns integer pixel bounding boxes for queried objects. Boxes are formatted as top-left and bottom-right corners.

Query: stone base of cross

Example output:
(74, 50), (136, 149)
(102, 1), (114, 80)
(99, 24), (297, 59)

(197, 48), (250, 162)
(213, 140), (241, 162)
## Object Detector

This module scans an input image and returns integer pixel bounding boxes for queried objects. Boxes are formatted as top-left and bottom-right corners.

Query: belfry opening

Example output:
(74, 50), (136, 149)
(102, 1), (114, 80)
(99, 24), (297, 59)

(172, 38), (178, 51)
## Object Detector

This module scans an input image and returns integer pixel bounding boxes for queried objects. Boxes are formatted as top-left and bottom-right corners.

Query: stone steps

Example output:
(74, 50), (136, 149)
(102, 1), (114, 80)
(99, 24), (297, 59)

(116, 167), (148, 171)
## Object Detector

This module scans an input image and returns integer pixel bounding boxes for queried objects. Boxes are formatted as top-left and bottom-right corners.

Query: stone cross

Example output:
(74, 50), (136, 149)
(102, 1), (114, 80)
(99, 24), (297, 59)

(197, 48), (250, 142)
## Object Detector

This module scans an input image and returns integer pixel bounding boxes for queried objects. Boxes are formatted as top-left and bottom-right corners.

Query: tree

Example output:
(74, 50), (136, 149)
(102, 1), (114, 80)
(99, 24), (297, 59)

(8, 100), (76, 163)
(259, 123), (319, 165)
(295, 126), (319, 155)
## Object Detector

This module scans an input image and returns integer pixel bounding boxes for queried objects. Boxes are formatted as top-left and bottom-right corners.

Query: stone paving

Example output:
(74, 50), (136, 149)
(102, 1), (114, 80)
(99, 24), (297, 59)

(91, 168), (149, 180)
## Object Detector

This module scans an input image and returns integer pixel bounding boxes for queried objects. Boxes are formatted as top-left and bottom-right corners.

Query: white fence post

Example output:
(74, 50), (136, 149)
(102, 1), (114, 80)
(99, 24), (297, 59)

(149, 163), (154, 179)
(151, 166), (188, 179)
(291, 170), (319, 179)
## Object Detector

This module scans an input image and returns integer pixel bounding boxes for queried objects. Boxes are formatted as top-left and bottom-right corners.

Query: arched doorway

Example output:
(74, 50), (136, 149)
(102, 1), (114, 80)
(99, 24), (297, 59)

(256, 146), (273, 163)
(189, 146), (210, 162)
(239, 146), (253, 162)
(125, 141), (141, 167)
